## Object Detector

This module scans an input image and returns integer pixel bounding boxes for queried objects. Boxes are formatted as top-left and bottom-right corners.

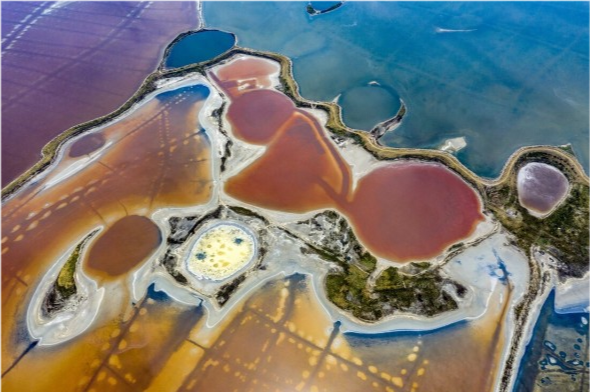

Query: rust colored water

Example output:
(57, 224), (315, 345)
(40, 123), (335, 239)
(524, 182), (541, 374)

(85, 215), (161, 278)
(1, 289), (204, 392)
(226, 89), (295, 144)
(348, 163), (484, 261)
(2, 85), (212, 283)
(211, 57), (352, 213)
(175, 276), (509, 392)
(225, 111), (350, 212)
(211, 55), (483, 260)
(2, 85), (213, 370)
(1, 271), (511, 392)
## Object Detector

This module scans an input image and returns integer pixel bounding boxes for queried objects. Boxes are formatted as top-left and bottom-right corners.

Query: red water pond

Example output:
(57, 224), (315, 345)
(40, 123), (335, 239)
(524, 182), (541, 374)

(211, 58), (351, 213)
(212, 55), (484, 261)
(348, 163), (484, 261)
(225, 111), (350, 212)
(215, 56), (278, 91)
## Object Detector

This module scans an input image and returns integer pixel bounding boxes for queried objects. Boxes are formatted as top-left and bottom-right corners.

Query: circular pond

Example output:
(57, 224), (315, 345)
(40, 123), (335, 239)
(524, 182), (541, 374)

(339, 84), (401, 131)
(517, 162), (569, 216)
(186, 222), (257, 281)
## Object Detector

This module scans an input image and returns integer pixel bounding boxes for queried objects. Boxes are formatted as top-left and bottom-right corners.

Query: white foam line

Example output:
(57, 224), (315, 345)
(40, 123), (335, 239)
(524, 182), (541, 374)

(435, 27), (477, 34)
(2, 2), (50, 53)
(41, 1), (71, 16)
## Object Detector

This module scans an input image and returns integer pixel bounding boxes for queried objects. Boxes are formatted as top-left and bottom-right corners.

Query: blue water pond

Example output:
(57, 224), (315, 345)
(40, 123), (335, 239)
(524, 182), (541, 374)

(165, 29), (236, 69)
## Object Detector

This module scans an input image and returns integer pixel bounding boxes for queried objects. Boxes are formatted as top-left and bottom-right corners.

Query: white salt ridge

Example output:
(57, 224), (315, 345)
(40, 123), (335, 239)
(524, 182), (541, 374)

(26, 235), (105, 346)
(435, 27), (477, 33)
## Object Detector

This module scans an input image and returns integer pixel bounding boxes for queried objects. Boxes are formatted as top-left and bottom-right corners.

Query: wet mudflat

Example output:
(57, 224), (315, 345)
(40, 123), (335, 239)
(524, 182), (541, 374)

(85, 215), (162, 279)
(2, 84), (213, 372)
(349, 163), (484, 261)
(513, 292), (589, 391)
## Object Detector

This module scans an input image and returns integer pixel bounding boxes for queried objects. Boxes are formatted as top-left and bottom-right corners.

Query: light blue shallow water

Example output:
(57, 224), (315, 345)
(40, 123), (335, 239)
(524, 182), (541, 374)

(203, 1), (589, 178)
(339, 84), (401, 130)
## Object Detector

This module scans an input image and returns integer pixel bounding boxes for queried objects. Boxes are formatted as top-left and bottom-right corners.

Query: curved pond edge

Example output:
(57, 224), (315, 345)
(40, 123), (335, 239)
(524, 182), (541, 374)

(158, 28), (238, 71)
(4, 45), (586, 202)
(3, 42), (589, 392)
(184, 220), (258, 281)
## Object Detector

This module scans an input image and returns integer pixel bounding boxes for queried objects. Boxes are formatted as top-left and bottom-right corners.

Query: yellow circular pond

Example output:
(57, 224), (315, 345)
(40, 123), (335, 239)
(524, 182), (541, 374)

(187, 222), (257, 281)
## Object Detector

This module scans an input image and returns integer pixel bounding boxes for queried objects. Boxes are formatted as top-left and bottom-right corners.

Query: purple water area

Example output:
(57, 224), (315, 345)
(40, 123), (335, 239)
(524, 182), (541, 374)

(1, 1), (198, 186)
(68, 133), (106, 157)
(517, 162), (569, 214)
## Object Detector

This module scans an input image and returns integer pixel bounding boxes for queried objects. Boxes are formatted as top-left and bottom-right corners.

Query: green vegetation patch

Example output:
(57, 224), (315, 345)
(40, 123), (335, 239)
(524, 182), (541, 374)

(325, 266), (379, 321)
(487, 182), (589, 278)
(325, 265), (458, 322)
(485, 150), (589, 278)
(56, 243), (82, 298)
(374, 267), (458, 315)
(43, 232), (97, 315)
(293, 211), (459, 322)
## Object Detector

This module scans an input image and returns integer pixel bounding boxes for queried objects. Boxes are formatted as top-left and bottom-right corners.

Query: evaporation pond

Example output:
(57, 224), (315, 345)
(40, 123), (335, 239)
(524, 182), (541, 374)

(165, 30), (236, 69)
(187, 223), (257, 281)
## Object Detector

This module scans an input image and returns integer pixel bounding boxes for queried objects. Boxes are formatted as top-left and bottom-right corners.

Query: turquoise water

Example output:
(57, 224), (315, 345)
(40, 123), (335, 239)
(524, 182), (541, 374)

(165, 29), (235, 69)
(339, 84), (401, 130)
(309, 2), (342, 13)
(203, 2), (589, 178)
